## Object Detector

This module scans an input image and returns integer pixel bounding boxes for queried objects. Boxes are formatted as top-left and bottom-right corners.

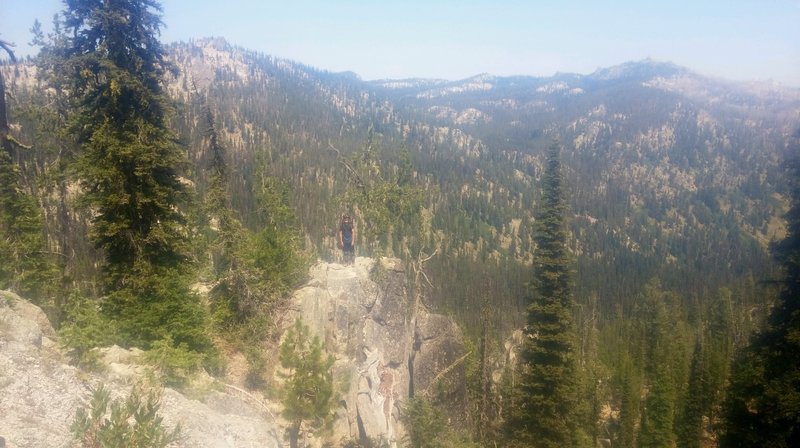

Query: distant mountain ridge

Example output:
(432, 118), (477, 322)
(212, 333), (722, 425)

(4, 37), (799, 327)
(3, 36), (799, 447)
(170, 39), (796, 317)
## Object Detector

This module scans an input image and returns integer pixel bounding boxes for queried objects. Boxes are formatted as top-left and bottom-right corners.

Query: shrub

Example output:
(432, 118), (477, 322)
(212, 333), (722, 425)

(71, 382), (181, 448)
(401, 396), (481, 448)
(59, 292), (113, 369)
(144, 337), (210, 389)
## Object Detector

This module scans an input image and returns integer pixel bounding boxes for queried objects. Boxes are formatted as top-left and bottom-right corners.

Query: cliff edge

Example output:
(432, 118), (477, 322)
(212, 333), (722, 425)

(284, 257), (467, 446)
(0, 257), (467, 447)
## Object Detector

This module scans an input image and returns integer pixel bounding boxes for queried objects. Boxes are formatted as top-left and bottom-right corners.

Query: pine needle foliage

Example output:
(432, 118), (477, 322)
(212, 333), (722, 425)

(339, 129), (425, 256)
(49, 0), (190, 289)
(401, 396), (482, 448)
(637, 282), (679, 448)
(279, 318), (334, 448)
(509, 141), (581, 447)
(41, 0), (214, 360)
(200, 96), (307, 332)
(71, 382), (181, 448)
(720, 155), (800, 447)
(0, 42), (59, 309)
(59, 291), (113, 368)
(676, 339), (706, 448)
(402, 396), (447, 448)
(0, 151), (58, 303)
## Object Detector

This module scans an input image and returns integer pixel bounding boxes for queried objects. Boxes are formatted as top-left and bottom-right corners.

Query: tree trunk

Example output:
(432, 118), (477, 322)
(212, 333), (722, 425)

(0, 63), (12, 159)
(289, 420), (302, 448)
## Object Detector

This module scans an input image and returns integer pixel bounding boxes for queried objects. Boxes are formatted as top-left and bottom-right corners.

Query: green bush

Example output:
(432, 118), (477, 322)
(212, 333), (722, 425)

(144, 336), (211, 389)
(401, 396), (481, 448)
(59, 292), (113, 369)
(104, 267), (215, 354)
(244, 343), (268, 390)
(71, 382), (181, 448)
(339, 436), (391, 447)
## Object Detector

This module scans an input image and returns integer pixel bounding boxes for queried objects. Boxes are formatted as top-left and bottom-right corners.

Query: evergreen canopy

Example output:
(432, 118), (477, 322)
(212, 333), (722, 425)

(42, 0), (213, 356)
(511, 141), (581, 447)
(721, 156), (800, 447)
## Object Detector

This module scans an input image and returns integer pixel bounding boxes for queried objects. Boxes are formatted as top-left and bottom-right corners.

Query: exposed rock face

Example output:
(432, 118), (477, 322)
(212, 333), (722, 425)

(0, 291), (84, 448)
(0, 257), (468, 448)
(285, 257), (467, 446)
(0, 291), (281, 448)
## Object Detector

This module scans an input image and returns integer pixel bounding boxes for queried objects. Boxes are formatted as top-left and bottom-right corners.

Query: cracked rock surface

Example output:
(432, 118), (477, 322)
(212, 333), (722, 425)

(286, 257), (466, 446)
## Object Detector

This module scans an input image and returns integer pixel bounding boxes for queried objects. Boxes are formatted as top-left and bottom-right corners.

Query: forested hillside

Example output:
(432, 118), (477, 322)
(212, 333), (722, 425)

(3, 34), (799, 446)
(158, 40), (798, 335)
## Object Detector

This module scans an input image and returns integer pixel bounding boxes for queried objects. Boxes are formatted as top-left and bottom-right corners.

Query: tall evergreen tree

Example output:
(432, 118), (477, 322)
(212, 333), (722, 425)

(510, 141), (581, 447)
(676, 339), (705, 448)
(637, 281), (678, 448)
(199, 92), (307, 358)
(43, 0), (212, 354)
(54, 0), (187, 287)
(720, 153), (800, 447)
(617, 357), (642, 448)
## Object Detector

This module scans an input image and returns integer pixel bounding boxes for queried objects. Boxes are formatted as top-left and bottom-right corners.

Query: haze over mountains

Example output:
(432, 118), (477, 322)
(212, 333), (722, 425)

(152, 38), (797, 324)
(6, 37), (798, 319)
(3, 35), (800, 446)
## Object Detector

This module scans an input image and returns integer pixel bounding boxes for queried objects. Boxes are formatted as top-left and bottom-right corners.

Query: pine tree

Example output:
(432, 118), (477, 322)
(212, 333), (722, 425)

(510, 141), (580, 447)
(55, 0), (188, 287)
(401, 396), (448, 448)
(0, 151), (55, 299)
(336, 129), (425, 256)
(676, 339), (705, 448)
(638, 280), (678, 448)
(720, 154), (800, 447)
(617, 358), (642, 448)
(639, 364), (676, 448)
(43, 0), (212, 354)
(280, 319), (334, 448)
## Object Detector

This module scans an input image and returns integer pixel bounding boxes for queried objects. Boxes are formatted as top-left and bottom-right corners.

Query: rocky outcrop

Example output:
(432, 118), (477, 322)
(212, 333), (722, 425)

(0, 256), (468, 448)
(0, 290), (281, 448)
(284, 257), (467, 446)
(0, 291), (84, 448)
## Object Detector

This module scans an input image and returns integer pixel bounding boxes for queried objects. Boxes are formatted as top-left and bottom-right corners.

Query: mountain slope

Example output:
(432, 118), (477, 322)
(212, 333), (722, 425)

(4, 39), (799, 329)
(4, 37), (800, 446)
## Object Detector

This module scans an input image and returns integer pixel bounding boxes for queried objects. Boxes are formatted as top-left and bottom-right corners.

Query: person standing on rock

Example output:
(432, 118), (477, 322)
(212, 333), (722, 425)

(338, 214), (356, 265)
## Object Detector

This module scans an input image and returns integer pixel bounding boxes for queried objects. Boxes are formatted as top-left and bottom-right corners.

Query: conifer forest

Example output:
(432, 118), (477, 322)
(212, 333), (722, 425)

(1, 1), (799, 447)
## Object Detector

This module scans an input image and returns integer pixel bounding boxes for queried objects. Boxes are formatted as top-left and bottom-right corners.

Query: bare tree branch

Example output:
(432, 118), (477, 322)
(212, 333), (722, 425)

(328, 140), (366, 190)
(421, 350), (472, 398)
(0, 40), (17, 62)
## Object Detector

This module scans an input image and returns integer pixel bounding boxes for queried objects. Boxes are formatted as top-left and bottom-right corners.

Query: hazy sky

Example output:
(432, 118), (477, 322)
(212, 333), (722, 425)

(2, 0), (799, 86)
